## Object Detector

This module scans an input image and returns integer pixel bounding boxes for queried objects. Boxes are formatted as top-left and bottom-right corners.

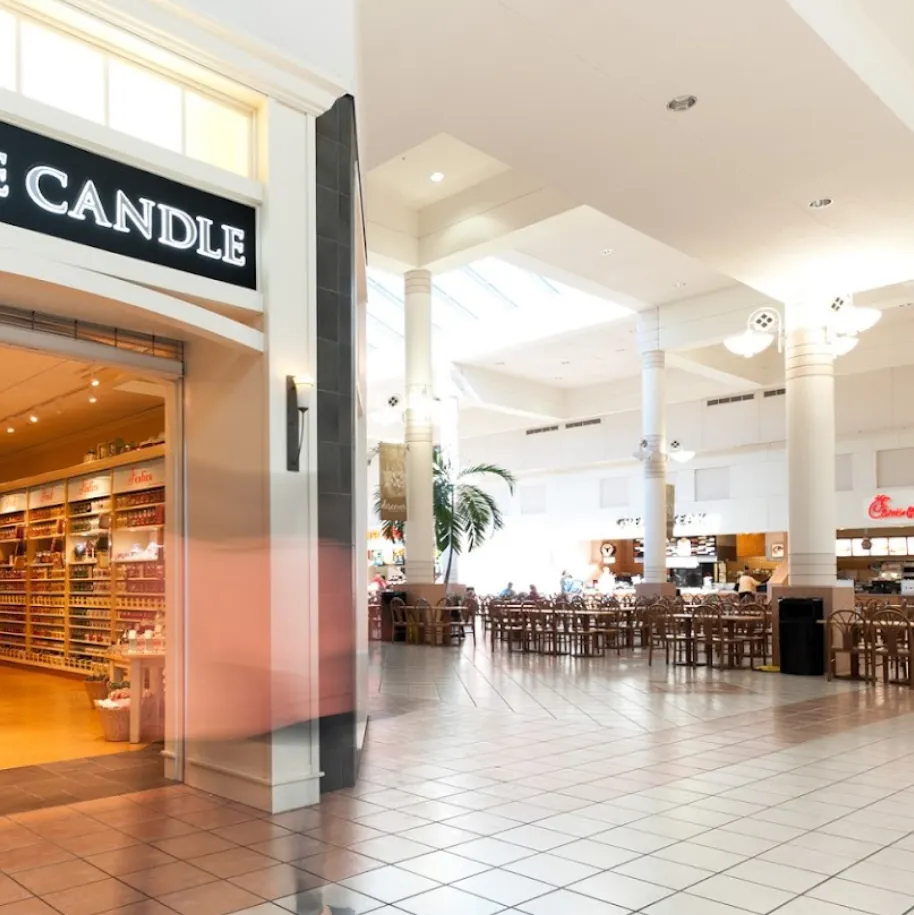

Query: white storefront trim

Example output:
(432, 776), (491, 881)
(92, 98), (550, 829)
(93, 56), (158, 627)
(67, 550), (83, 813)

(0, 246), (264, 350)
(52, 0), (347, 116)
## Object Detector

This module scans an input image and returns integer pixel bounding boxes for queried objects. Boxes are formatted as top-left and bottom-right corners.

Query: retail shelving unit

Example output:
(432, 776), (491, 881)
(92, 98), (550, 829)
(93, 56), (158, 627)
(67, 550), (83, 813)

(0, 447), (166, 674)
(67, 473), (114, 667)
(0, 493), (28, 658)
(112, 462), (166, 643)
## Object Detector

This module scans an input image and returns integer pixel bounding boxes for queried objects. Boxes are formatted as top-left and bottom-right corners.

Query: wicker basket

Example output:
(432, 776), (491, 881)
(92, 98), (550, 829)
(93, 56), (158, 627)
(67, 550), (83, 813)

(84, 680), (108, 709)
(95, 703), (130, 742)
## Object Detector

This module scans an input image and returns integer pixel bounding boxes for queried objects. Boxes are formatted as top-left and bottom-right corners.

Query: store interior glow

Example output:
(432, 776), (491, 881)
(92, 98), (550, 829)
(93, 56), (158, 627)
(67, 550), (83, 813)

(723, 300), (880, 358)
(2, 377), (105, 434)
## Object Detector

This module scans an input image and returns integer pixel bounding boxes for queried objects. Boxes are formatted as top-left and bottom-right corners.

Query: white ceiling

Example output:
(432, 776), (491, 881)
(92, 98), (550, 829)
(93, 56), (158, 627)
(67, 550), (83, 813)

(464, 317), (640, 389)
(505, 208), (737, 308)
(358, 0), (914, 440)
(360, 0), (914, 300)
(365, 133), (510, 210)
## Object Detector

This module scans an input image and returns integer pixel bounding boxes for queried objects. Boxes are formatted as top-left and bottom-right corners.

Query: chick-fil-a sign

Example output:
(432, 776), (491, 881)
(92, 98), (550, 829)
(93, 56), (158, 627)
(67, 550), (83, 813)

(867, 494), (914, 521)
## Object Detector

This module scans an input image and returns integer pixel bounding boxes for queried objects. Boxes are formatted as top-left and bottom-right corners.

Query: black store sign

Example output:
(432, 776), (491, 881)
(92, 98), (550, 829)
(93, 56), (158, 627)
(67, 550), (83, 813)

(0, 120), (257, 289)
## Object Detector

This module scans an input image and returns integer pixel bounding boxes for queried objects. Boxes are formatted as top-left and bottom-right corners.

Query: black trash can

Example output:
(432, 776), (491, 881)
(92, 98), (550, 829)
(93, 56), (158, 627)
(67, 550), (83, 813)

(779, 598), (825, 675)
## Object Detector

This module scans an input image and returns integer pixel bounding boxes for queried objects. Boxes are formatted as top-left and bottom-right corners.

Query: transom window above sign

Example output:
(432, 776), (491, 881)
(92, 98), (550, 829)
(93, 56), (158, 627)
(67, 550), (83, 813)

(0, 8), (254, 178)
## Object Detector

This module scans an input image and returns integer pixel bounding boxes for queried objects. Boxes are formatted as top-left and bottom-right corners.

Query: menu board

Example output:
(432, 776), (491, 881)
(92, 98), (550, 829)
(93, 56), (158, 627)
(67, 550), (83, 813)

(870, 537), (890, 556)
(635, 535), (717, 560)
(852, 538), (871, 557)
(837, 536), (914, 558)
(889, 537), (909, 556)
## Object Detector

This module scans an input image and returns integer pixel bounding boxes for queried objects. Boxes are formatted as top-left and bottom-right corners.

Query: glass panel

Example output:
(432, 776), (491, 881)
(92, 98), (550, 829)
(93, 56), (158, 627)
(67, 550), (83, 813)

(184, 91), (251, 176)
(20, 21), (105, 123)
(0, 10), (16, 91)
(108, 59), (181, 152)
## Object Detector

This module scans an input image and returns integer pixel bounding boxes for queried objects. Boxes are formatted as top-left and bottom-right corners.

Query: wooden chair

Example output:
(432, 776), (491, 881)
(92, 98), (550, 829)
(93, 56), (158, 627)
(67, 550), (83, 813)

(825, 610), (869, 682)
(869, 608), (914, 687)
(459, 600), (477, 642)
(648, 607), (691, 666)
(690, 605), (718, 667)
(389, 597), (408, 643)
(504, 606), (528, 652)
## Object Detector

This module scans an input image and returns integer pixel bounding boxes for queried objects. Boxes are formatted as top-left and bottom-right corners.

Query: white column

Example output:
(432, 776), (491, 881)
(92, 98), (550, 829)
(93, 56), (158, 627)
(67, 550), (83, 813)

(639, 310), (667, 585)
(404, 269), (436, 584)
(436, 383), (460, 585)
(786, 322), (836, 585)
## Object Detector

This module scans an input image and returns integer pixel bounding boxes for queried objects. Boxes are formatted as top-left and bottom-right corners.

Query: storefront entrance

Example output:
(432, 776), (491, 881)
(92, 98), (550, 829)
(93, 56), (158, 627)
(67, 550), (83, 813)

(0, 336), (182, 780)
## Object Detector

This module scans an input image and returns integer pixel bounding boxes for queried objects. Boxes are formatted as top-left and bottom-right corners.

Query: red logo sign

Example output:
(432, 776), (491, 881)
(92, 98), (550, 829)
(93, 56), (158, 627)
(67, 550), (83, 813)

(128, 468), (153, 486)
(79, 479), (100, 495)
(868, 494), (914, 521)
(40, 487), (56, 503)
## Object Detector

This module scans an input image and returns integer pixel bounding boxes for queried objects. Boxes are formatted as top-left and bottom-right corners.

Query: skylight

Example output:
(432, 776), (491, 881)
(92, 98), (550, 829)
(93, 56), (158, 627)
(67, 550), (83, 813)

(367, 257), (631, 377)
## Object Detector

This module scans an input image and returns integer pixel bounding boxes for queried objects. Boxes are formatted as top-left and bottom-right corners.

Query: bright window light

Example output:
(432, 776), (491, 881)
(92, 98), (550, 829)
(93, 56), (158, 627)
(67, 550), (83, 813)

(0, 11), (15, 91)
(184, 92), (251, 176)
(108, 59), (182, 152)
(20, 21), (105, 123)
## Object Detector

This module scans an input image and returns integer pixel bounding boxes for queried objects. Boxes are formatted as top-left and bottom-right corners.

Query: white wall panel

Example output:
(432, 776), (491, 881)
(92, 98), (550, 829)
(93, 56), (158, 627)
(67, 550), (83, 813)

(837, 370), (892, 435)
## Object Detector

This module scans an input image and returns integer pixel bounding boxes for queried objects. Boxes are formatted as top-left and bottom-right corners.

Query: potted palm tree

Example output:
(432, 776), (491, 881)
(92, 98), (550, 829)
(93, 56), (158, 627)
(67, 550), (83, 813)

(373, 448), (515, 587)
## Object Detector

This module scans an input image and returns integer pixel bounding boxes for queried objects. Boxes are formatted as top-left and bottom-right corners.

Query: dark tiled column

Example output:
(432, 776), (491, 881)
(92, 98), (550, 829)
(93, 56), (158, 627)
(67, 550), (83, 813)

(315, 95), (359, 793)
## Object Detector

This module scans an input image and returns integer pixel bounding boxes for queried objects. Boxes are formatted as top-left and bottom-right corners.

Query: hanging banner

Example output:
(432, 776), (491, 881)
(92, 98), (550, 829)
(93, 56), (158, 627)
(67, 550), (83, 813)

(378, 443), (408, 522)
(666, 483), (676, 539)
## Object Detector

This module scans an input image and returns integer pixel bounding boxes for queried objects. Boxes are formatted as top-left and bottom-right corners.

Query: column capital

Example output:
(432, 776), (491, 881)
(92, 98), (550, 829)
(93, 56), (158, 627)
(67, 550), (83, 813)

(637, 307), (662, 355)
(405, 268), (433, 296)
(785, 326), (835, 383)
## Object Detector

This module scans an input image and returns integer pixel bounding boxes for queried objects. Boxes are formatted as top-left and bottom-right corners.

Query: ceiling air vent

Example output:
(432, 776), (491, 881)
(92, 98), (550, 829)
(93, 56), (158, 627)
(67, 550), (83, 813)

(565, 418), (602, 430)
(706, 393), (756, 407)
(763, 388), (786, 398)
(525, 425), (560, 436)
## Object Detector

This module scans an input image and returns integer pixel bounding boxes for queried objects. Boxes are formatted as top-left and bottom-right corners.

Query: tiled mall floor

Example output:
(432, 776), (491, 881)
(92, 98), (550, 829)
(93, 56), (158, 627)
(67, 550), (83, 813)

(7, 642), (914, 915)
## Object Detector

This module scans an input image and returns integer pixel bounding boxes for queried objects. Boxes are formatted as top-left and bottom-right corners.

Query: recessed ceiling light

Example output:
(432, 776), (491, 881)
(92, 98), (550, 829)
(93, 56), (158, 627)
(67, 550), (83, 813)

(29, 415), (38, 424)
(809, 198), (833, 209)
(5, 427), (12, 434)
(90, 378), (100, 387)
(429, 172), (445, 183)
(601, 248), (614, 256)
(667, 94), (698, 112)
(89, 396), (97, 404)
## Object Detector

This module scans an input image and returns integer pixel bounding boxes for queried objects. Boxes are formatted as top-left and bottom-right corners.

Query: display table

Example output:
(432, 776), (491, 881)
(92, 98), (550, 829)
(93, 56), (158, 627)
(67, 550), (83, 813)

(105, 650), (165, 743)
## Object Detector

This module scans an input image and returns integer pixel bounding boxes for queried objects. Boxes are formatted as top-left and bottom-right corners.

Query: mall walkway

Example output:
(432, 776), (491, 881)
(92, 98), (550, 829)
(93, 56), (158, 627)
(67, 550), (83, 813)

(4, 642), (914, 914)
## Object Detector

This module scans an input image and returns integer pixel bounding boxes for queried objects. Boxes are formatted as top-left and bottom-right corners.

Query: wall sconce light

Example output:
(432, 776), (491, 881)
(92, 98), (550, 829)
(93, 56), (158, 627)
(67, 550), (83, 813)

(287, 374), (314, 472)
